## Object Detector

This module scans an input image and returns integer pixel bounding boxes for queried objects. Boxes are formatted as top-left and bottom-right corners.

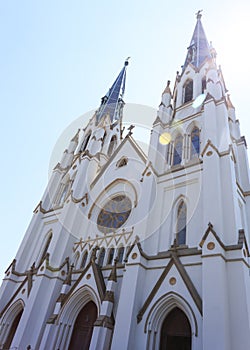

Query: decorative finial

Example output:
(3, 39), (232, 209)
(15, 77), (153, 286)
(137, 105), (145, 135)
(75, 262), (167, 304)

(227, 94), (235, 109)
(127, 124), (135, 136)
(71, 128), (80, 143)
(91, 246), (100, 262)
(195, 9), (203, 19)
(125, 57), (130, 66)
(162, 80), (171, 95)
(108, 258), (118, 282)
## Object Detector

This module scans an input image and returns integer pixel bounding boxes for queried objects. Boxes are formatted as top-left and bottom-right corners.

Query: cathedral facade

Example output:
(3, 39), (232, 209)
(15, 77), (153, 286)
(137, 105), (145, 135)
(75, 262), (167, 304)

(0, 13), (250, 350)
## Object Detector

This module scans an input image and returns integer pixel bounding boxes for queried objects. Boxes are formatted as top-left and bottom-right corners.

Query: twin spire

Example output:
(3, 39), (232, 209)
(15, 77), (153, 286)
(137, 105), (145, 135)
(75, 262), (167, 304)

(182, 10), (211, 70)
(95, 12), (210, 124)
(96, 59), (129, 125)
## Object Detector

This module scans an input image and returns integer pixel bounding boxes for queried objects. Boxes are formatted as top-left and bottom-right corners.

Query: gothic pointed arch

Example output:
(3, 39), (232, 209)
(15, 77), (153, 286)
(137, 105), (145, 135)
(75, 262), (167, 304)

(173, 134), (183, 166)
(0, 299), (24, 349)
(54, 173), (71, 206)
(68, 301), (97, 350)
(87, 178), (138, 221)
(98, 247), (106, 267)
(183, 79), (193, 103)
(144, 292), (197, 349)
(117, 246), (125, 264)
(160, 307), (192, 349)
(54, 286), (100, 350)
(202, 76), (207, 93)
(176, 200), (187, 245)
(107, 135), (117, 156)
(186, 122), (200, 160)
(107, 247), (115, 265)
(190, 126), (200, 158)
(80, 251), (88, 269)
(171, 196), (188, 246)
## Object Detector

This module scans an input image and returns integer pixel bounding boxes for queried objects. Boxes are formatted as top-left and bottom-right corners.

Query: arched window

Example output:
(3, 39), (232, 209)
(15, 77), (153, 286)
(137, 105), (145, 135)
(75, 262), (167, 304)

(107, 248), (114, 265)
(68, 301), (97, 350)
(38, 232), (52, 266)
(190, 127), (200, 158)
(117, 246), (124, 264)
(80, 251), (88, 269)
(98, 248), (105, 267)
(176, 201), (187, 245)
(173, 135), (183, 166)
(183, 80), (193, 103)
(59, 181), (70, 204)
(107, 135), (117, 156)
(160, 307), (191, 350)
(73, 252), (80, 268)
(80, 132), (91, 152)
(202, 76), (206, 93)
(3, 309), (23, 350)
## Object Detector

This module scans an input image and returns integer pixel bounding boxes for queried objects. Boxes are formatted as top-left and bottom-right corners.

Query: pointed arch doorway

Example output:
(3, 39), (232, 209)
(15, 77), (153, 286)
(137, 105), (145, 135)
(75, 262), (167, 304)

(160, 307), (191, 350)
(3, 309), (23, 350)
(68, 301), (97, 350)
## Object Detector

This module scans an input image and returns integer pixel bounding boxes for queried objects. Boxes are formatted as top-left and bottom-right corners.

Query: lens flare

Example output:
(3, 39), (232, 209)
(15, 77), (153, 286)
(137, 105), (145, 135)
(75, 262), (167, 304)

(159, 132), (171, 145)
(192, 93), (206, 108)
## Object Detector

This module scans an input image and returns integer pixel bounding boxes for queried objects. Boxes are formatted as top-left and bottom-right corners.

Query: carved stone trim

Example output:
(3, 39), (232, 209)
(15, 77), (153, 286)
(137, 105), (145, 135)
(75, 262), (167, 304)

(94, 315), (114, 330)
(137, 252), (203, 323)
(103, 290), (114, 303)
(47, 314), (57, 324)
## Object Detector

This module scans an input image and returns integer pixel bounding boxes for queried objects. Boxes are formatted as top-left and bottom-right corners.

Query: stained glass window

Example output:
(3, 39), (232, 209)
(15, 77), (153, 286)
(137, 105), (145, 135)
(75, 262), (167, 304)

(191, 127), (200, 157)
(107, 248), (114, 265)
(80, 252), (88, 268)
(107, 135), (117, 156)
(202, 76), (206, 93)
(176, 201), (187, 245)
(117, 247), (125, 263)
(184, 80), (193, 103)
(173, 135), (183, 165)
(98, 248), (105, 267)
(97, 195), (132, 233)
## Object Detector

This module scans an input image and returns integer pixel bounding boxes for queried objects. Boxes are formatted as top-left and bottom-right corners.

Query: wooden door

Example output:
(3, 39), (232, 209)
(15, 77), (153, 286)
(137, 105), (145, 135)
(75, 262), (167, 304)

(160, 307), (191, 350)
(68, 301), (97, 350)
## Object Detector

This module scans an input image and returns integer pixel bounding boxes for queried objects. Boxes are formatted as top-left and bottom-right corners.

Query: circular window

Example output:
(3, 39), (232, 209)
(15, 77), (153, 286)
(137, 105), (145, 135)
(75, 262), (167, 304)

(97, 195), (132, 233)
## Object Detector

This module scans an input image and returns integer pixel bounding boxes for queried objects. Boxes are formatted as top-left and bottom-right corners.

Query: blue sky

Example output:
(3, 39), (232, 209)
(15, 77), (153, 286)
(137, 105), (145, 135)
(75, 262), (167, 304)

(1, 0), (250, 278)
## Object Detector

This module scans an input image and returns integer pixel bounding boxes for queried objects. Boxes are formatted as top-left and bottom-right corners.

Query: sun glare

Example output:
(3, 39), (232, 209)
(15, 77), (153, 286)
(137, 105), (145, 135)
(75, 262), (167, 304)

(159, 132), (171, 145)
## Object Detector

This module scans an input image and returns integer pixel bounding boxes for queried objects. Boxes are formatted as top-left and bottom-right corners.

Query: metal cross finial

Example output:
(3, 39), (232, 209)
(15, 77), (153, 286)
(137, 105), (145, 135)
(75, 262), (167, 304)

(195, 9), (203, 19)
(125, 57), (131, 66)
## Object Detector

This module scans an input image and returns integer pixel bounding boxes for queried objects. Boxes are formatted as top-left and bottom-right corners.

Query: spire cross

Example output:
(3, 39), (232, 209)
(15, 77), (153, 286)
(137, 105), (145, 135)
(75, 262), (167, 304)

(195, 10), (203, 19)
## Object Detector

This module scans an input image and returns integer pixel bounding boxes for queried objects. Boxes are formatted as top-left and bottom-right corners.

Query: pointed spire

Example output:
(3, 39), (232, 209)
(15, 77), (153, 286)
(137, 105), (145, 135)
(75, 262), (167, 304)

(108, 258), (118, 282)
(71, 128), (80, 143)
(96, 59), (129, 124)
(183, 11), (211, 70)
(227, 94), (235, 109)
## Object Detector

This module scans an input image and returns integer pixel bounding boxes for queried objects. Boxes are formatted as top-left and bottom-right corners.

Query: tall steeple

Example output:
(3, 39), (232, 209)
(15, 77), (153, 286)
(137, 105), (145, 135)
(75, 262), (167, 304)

(182, 10), (211, 70)
(96, 59), (129, 125)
